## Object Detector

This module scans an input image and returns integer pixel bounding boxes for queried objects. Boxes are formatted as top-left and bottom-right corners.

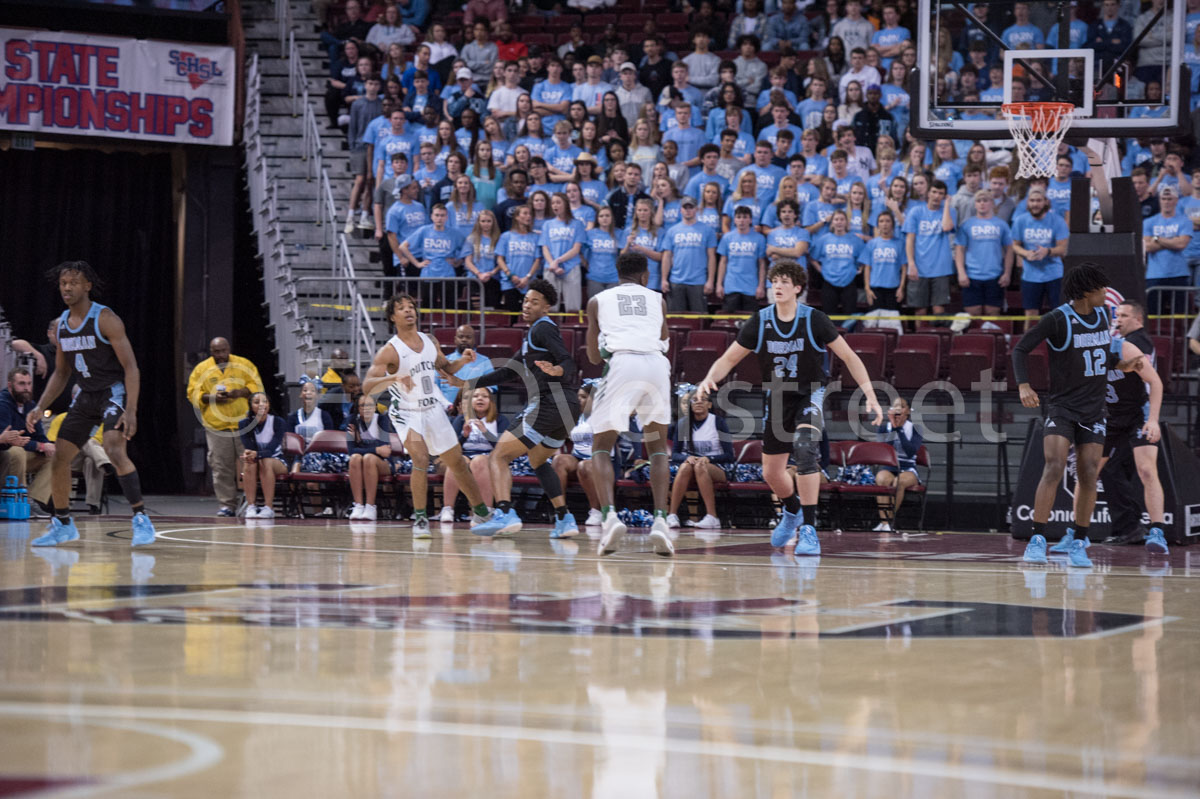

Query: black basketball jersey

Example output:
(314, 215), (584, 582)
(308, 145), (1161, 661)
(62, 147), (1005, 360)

(1106, 327), (1154, 421)
(57, 303), (125, 392)
(520, 316), (577, 396)
(736, 303), (840, 391)
(1045, 303), (1118, 420)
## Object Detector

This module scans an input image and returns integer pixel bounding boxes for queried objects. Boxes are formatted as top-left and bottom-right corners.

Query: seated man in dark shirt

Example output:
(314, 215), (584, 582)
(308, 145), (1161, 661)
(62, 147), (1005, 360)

(872, 396), (923, 532)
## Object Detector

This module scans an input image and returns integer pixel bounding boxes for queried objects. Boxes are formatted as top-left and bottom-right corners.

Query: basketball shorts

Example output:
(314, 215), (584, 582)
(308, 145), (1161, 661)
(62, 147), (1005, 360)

(588, 351), (672, 434)
(763, 388), (825, 456)
(1103, 413), (1157, 458)
(511, 390), (580, 450)
(1044, 413), (1106, 447)
(389, 405), (460, 456)
(58, 382), (125, 448)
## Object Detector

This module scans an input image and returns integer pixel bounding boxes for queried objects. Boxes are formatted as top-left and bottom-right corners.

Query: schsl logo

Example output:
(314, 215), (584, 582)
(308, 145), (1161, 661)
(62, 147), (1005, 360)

(168, 50), (225, 89)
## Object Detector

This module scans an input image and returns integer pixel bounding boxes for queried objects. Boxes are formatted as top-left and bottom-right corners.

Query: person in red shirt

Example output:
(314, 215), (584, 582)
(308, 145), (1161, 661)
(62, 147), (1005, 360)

(495, 22), (528, 62)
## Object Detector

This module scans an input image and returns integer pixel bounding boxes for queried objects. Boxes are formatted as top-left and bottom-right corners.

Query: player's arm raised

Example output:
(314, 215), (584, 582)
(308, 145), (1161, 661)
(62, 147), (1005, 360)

(827, 335), (883, 425)
(101, 309), (141, 439)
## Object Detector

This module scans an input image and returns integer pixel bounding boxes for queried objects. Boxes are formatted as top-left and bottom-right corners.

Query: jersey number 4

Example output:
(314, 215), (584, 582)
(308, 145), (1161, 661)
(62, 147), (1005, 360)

(75, 353), (91, 379)
(617, 294), (648, 316)
(1081, 347), (1106, 377)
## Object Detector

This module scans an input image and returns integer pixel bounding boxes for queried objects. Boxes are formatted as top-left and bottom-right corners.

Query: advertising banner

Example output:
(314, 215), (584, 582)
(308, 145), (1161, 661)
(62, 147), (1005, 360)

(1010, 419), (1200, 545)
(0, 27), (234, 146)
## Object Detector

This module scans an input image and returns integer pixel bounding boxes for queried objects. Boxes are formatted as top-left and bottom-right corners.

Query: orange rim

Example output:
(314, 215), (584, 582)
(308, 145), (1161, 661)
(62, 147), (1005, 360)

(1001, 102), (1076, 134)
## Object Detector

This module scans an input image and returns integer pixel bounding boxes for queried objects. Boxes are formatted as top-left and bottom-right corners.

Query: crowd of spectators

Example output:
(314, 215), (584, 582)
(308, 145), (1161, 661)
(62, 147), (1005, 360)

(318, 0), (1200, 323)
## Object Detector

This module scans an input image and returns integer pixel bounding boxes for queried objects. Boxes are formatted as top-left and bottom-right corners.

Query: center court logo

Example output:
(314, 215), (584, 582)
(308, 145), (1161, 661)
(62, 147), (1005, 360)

(167, 50), (226, 89)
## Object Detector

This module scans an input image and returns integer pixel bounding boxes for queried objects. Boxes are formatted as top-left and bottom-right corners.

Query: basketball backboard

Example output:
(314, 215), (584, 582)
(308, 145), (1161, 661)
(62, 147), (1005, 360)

(909, 0), (1190, 140)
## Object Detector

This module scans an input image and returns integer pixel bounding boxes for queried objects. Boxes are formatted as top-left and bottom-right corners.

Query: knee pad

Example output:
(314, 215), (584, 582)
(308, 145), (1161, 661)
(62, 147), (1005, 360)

(793, 439), (821, 476)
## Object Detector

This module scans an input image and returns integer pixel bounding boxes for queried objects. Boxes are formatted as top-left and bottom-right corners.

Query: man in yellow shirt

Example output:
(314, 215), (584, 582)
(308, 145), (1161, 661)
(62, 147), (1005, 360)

(186, 338), (263, 516)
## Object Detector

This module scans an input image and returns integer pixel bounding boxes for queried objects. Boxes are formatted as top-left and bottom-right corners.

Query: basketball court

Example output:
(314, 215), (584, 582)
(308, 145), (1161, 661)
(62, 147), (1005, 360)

(0, 503), (1197, 797)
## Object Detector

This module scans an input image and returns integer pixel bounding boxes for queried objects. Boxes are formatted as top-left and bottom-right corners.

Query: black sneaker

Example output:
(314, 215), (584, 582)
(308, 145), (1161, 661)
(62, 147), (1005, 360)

(87, 504), (102, 515)
(1102, 524), (1148, 546)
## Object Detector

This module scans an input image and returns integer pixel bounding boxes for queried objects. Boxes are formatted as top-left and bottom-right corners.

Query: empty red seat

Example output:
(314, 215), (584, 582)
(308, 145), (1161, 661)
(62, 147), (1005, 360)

(432, 327), (456, 347)
(1009, 339), (1050, 391)
(948, 334), (996, 391)
(838, 332), (887, 382)
(480, 327), (523, 350)
(667, 316), (705, 332)
(730, 352), (761, 385)
(892, 333), (941, 389)
(1150, 335), (1175, 392)
(476, 344), (510, 363)
(686, 329), (731, 350)
(676, 346), (721, 384)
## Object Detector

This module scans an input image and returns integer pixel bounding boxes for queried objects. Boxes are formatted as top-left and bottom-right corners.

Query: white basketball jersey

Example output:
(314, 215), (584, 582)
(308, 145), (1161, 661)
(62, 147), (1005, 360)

(596, 283), (668, 354)
(386, 332), (443, 412)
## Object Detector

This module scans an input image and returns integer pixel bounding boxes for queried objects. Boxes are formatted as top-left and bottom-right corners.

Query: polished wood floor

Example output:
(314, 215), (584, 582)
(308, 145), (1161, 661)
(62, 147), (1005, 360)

(1, 510), (1197, 798)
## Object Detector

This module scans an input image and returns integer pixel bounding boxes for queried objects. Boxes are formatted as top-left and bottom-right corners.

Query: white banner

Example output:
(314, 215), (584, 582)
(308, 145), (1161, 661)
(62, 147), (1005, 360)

(0, 28), (235, 146)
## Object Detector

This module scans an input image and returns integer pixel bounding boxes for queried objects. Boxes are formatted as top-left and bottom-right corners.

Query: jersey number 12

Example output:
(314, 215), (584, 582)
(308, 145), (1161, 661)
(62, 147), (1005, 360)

(1081, 347), (1106, 377)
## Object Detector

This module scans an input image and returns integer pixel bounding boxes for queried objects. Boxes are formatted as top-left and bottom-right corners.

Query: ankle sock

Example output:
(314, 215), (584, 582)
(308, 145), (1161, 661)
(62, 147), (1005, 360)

(802, 504), (818, 527)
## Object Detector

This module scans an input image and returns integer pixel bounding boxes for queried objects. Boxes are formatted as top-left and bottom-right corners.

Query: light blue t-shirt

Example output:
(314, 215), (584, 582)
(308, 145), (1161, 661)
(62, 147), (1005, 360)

(955, 215), (1013, 280)
(663, 220), (718, 285)
(1046, 177), (1073, 215)
(623, 225), (666, 288)
(570, 204), (597, 227)
(723, 196), (764, 227)
(514, 135), (548, 159)
(496, 230), (541, 291)
(1002, 23), (1044, 49)
(871, 25), (911, 68)
(756, 88), (799, 111)
(760, 123), (804, 157)
(738, 164), (788, 205)
(1178, 195), (1200, 258)
(859, 235), (907, 288)
(403, 225), (464, 277)
(376, 131), (418, 177)
(796, 98), (831, 130)
(530, 79), (571, 128)
(802, 199), (842, 232)
(684, 171), (731, 202)
(459, 233), (497, 274)
(933, 161), (964, 194)
(584, 229), (620, 283)
(1010, 211), (1069, 283)
(718, 230), (767, 296)
(696, 206), (723, 236)
(447, 201), (484, 232)
(539, 217), (587, 274)
(902, 203), (957, 278)
(579, 179), (608, 205)
(543, 142), (583, 174)
(661, 201), (683, 228)
(385, 200), (429, 265)
(803, 153), (830, 180)
(1144, 212), (1191, 279)
(1047, 19), (1088, 48)
(663, 125), (707, 166)
(767, 224), (811, 266)
(572, 80), (613, 109)
(812, 232), (865, 287)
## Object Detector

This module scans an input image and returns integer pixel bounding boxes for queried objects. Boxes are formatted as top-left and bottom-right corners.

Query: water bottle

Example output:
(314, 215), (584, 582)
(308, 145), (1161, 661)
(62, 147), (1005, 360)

(11, 481), (29, 520)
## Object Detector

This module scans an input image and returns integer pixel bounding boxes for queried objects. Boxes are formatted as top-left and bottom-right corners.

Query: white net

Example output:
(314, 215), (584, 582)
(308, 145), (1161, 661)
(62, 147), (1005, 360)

(1002, 103), (1075, 180)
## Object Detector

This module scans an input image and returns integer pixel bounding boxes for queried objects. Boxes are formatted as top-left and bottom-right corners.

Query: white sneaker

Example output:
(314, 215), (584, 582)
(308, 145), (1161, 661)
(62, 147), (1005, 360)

(349, 503), (365, 520)
(597, 513), (626, 556)
(244, 505), (260, 519)
(693, 514), (720, 529)
(413, 517), (431, 539)
(873, 521), (893, 532)
(357, 211), (374, 229)
(343, 215), (355, 235)
(258, 506), (275, 519)
(649, 516), (675, 557)
(665, 513), (681, 528)
(362, 504), (377, 521)
(584, 508), (604, 526)
(439, 506), (455, 523)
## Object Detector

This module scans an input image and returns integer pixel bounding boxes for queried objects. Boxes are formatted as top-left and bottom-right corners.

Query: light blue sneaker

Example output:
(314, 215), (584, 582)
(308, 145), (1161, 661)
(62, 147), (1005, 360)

(1022, 534), (1048, 564)
(770, 509), (802, 547)
(1049, 528), (1085, 554)
(793, 524), (821, 556)
(31, 517), (80, 547)
(1145, 527), (1169, 554)
(131, 512), (156, 547)
(550, 512), (579, 539)
(1067, 538), (1093, 568)
(471, 508), (522, 537)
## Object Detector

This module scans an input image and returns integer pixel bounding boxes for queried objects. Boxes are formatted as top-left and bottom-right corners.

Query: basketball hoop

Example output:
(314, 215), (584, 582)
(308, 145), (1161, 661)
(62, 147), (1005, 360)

(1002, 102), (1076, 180)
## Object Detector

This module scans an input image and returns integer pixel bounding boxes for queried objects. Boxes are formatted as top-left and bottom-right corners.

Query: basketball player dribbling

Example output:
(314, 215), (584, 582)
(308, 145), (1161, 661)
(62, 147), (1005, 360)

(585, 252), (675, 557)
(26, 261), (156, 547)
(363, 293), (492, 538)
